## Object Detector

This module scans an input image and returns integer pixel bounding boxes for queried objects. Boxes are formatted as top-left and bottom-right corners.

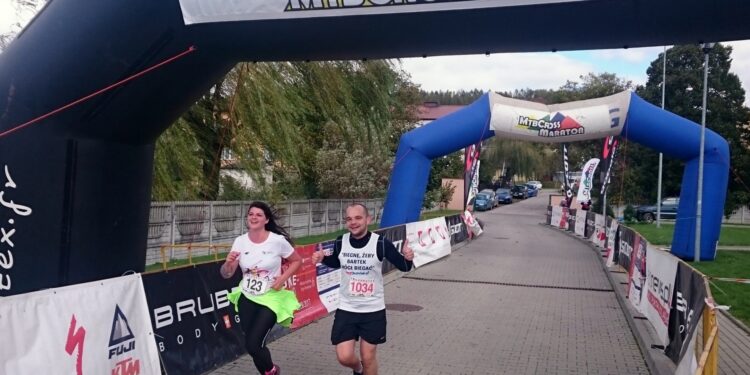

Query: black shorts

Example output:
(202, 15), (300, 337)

(331, 309), (387, 345)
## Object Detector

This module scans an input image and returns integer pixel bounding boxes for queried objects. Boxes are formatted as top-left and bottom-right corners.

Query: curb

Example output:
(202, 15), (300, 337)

(540, 223), (671, 375)
(718, 308), (750, 335)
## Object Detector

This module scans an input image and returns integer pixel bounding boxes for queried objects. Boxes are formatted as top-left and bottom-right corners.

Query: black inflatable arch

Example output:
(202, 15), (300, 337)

(1, 0), (749, 296)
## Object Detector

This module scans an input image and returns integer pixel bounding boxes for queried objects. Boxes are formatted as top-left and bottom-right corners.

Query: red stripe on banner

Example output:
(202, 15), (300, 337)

(0, 46), (197, 139)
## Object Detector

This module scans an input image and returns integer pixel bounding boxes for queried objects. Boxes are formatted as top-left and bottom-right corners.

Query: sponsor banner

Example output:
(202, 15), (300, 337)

(550, 206), (569, 229)
(463, 210), (483, 237)
(574, 209), (586, 236)
(0, 274), (160, 375)
(489, 91), (630, 143)
(562, 143), (574, 206)
(143, 263), (245, 375)
(665, 262), (707, 364)
(576, 158), (600, 203)
(600, 136), (619, 195)
(289, 244), (330, 329)
(618, 226), (636, 272)
(464, 142), (482, 208)
(179, 0), (591, 25)
(375, 224), (408, 275)
(627, 235), (648, 312)
(592, 214), (606, 248)
(314, 240), (341, 313)
(406, 217), (451, 267)
(445, 214), (469, 245)
(604, 217), (619, 267)
(643, 246), (678, 345)
(585, 211), (596, 239)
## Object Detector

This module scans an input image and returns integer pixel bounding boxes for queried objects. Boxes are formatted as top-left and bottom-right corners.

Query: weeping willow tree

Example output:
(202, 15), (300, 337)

(152, 60), (419, 201)
(481, 139), (557, 186)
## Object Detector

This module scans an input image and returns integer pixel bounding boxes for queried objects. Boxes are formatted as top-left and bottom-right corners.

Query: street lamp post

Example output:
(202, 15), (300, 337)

(657, 46), (666, 228)
(695, 42), (715, 262)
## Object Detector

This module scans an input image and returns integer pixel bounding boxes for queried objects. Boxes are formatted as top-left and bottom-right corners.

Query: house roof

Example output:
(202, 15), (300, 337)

(416, 103), (465, 121)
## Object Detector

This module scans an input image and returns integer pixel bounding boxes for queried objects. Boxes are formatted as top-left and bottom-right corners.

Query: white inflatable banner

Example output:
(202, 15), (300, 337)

(179, 0), (591, 24)
(642, 246), (678, 345)
(489, 91), (630, 143)
(0, 274), (160, 375)
(574, 209), (586, 236)
(407, 217), (451, 267)
(577, 158), (600, 203)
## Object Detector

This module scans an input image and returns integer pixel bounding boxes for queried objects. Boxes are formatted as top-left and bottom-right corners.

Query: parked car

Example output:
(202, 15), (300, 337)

(526, 180), (543, 190)
(495, 188), (512, 204)
(473, 193), (494, 211)
(525, 184), (539, 197)
(636, 197), (680, 222)
(511, 185), (529, 199)
(480, 189), (499, 208)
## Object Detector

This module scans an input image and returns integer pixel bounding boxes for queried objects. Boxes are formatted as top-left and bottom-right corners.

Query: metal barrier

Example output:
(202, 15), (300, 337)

(696, 275), (719, 375)
(146, 198), (385, 266)
(154, 244), (232, 272)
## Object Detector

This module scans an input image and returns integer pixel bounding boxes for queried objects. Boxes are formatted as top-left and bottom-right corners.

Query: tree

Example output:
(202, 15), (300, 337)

(634, 44), (750, 214)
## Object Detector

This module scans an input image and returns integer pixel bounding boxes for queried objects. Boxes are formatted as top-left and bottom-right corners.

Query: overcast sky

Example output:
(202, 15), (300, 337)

(400, 41), (750, 107)
(2, 1), (749, 106)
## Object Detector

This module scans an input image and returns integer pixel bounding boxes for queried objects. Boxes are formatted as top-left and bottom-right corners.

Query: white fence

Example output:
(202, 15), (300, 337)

(146, 199), (385, 265)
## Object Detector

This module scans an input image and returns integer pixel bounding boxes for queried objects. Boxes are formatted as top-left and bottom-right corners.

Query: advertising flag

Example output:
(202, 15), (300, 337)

(576, 158), (600, 203)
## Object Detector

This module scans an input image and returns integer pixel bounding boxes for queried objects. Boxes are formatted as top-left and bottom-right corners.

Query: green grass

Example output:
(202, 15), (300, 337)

(628, 223), (750, 246)
(689, 251), (750, 327)
(421, 209), (461, 220)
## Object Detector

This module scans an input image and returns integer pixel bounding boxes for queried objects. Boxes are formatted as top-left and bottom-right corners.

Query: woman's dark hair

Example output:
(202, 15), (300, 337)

(247, 201), (293, 245)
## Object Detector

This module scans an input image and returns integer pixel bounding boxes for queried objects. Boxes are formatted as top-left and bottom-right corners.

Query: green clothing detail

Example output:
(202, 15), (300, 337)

(228, 286), (300, 328)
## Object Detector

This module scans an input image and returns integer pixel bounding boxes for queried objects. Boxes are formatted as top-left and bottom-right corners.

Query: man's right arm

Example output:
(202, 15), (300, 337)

(318, 238), (342, 269)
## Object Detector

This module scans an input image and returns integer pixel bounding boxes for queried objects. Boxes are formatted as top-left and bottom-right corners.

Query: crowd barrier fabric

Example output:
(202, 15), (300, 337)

(446, 214), (470, 245)
(642, 246), (679, 345)
(574, 209), (586, 236)
(592, 214), (606, 248)
(604, 217), (619, 267)
(0, 274), (160, 375)
(407, 217), (452, 267)
(553, 215), (707, 372)
(585, 211), (596, 239)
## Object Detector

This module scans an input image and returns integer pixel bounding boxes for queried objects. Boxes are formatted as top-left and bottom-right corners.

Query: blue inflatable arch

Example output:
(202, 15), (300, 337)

(0, 0), (746, 295)
(381, 92), (729, 260)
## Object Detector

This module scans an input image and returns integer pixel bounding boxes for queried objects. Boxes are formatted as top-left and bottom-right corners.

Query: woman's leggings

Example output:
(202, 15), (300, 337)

(238, 297), (278, 374)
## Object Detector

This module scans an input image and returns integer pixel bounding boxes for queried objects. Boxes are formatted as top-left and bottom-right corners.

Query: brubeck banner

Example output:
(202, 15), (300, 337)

(375, 224), (408, 276)
(406, 217), (451, 267)
(604, 217), (620, 267)
(561, 143), (574, 206)
(179, 0), (592, 24)
(0, 274), (160, 375)
(142, 263), (246, 375)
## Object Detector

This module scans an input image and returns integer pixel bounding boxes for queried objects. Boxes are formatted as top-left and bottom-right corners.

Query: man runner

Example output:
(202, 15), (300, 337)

(311, 203), (414, 375)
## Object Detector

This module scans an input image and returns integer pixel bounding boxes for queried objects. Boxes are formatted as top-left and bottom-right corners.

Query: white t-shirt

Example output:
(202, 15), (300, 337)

(231, 232), (294, 296)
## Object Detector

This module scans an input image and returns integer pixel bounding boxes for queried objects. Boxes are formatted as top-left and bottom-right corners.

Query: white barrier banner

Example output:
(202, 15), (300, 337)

(592, 214), (606, 247)
(0, 274), (160, 375)
(179, 0), (591, 24)
(605, 219), (619, 267)
(643, 246), (678, 345)
(574, 209), (586, 236)
(407, 217), (451, 267)
(550, 206), (568, 229)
